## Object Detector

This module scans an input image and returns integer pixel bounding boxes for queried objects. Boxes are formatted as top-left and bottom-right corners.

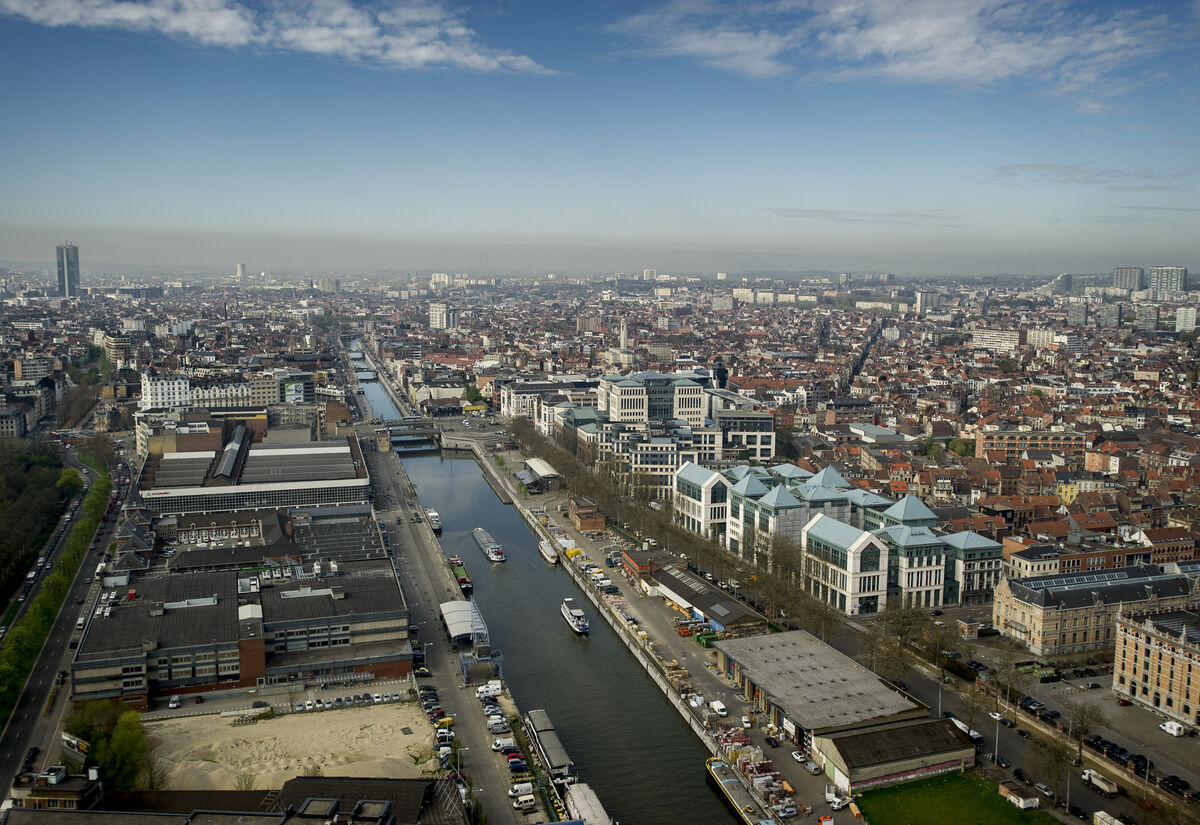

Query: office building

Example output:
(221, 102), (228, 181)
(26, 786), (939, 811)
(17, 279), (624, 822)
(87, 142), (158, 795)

(56, 242), (80, 297)
(1148, 266), (1187, 293)
(1112, 267), (1143, 291)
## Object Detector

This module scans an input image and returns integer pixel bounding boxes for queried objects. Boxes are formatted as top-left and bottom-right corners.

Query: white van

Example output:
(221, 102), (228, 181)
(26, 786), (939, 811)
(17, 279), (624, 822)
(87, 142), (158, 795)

(512, 794), (536, 811)
(1160, 720), (1185, 737)
(492, 737), (516, 751)
(709, 700), (728, 717)
(508, 782), (533, 798)
(168, 695), (181, 709)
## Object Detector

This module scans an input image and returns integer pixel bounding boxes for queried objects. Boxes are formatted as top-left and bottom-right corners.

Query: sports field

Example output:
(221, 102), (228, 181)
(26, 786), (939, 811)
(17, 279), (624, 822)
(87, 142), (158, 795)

(855, 772), (1060, 825)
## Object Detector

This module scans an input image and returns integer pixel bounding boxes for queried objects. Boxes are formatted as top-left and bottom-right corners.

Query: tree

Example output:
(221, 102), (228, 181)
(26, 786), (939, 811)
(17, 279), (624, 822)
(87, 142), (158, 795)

(1031, 734), (1072, 807)
(946, 438), (974, 457)
(1064, 697), (1108, 765)
(57, 468), (84, 498)
(93, 710), (149, 790)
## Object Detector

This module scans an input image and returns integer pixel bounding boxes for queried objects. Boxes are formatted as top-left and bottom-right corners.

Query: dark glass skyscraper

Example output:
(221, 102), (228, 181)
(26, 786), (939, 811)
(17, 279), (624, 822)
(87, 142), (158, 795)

(56, 242), (80, 297)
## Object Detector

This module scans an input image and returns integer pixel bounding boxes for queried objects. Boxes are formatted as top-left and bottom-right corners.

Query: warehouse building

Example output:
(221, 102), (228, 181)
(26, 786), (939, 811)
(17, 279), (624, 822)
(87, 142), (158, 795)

(713, 631), (974, 791)
(136, 435), (372, 515)
(71, 557), (411, 708)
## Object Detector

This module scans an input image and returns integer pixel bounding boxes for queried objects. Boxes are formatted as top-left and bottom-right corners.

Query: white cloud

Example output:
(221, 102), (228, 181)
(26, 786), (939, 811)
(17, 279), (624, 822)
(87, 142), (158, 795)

(0, 0), (553, 73)
(610, 0), (1182, 108)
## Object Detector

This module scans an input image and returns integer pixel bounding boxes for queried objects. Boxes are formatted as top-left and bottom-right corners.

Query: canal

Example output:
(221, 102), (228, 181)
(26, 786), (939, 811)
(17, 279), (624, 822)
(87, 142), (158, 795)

(399, 449), (735, 825)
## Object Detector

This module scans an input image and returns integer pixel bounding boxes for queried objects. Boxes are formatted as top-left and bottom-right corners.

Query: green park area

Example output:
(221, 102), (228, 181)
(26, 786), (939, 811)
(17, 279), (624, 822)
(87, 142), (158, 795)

(855, 772), (1060, 825)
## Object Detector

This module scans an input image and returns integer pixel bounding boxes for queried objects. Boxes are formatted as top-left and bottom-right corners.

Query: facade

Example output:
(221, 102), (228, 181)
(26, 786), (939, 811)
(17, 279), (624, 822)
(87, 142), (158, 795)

(71, 558), (412, 707)
(139, 371), (191, 411)
(1112, 267), (1144, 291)
(801, 513), (890, 616)
(941, 531), (1003, 607)
(429, 301), (456, 330)
(56, 242), (80, 297)
(974, 428), (1086, 459)
(672, 461), (731, 539)
(992, 565), (1200, 656)
(970, 329), (1025, 353)
(597, 371), (706, 428)
(1148, 266), (1188, 293)
(1114, 610), (1200, 726)
(1176, 307), (1197, 333)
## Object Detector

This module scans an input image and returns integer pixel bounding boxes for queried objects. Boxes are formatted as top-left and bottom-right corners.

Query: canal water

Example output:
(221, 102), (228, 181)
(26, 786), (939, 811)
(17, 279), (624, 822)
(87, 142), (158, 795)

(399, 449), (735, 824)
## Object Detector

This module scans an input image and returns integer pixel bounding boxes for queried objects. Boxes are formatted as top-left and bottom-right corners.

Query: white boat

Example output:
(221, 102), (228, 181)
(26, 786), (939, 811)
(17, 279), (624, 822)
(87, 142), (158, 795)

(473, 527), (506, 562)
(424, 508), (442, 533)
(538, 540), (559, 565)
(561, 598), (589, 634)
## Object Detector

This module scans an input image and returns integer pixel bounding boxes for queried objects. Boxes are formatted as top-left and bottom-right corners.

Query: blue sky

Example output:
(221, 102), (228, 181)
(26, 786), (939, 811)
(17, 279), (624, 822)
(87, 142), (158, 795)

(1, 0), (1198, 276)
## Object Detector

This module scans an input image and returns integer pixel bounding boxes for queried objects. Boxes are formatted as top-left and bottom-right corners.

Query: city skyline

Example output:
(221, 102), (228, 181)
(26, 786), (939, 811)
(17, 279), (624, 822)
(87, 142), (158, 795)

(2, 0), (1198, 275)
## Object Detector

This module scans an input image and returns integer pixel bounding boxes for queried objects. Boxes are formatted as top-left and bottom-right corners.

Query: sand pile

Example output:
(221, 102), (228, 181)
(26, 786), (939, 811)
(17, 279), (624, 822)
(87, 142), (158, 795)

(146, 702), (436, 791)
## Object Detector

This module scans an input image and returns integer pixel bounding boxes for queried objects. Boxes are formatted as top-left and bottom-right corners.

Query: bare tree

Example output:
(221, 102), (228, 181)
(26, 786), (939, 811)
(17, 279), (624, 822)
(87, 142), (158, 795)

(1031, 734), (1072, 805)
(1064, 697), (1109, 766)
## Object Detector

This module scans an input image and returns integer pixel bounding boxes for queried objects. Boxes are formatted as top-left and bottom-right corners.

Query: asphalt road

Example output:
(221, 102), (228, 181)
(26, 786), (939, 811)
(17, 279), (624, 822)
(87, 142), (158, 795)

(364, 443), (529, 825)
(0, 454), (126, 790)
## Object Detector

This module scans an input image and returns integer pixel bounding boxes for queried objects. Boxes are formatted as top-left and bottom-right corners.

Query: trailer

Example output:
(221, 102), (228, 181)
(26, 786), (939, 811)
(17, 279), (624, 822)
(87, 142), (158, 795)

(1082, 769), (1119, 798)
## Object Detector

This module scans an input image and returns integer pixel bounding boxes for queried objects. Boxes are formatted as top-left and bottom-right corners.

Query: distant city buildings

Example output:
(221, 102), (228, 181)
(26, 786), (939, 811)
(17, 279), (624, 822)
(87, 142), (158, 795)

(1148, 266), (1188, 293)
(56, 242), (79, 297)
(1112, 266), (1143, 291)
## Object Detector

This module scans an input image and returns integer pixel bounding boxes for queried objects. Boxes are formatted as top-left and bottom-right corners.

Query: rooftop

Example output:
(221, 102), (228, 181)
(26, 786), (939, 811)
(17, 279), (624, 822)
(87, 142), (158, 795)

(715, 630), (926, 733)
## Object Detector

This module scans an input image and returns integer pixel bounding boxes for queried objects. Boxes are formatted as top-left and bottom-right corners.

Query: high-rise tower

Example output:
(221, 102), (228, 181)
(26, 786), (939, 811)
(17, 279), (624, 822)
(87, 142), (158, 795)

(56, 242), (80, 297)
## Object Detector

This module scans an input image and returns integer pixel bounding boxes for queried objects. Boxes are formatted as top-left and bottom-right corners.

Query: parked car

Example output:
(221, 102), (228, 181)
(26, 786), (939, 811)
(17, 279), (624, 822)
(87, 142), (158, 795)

(1013, 767), (1030, 785)
(764, 736), (780, 748)
(1034, 782), (1055, 801)
(791, 750), (804, 763)
(1117, 698), (1132, 706)
(1017, 729), (1031, 738)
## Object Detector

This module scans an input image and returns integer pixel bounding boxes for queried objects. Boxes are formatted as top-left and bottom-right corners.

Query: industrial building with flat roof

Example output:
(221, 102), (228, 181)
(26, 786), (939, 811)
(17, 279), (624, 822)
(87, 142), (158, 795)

(71, 557), (411, 708)
(136, 436), (371, 515)
(714, 630), (975, 791)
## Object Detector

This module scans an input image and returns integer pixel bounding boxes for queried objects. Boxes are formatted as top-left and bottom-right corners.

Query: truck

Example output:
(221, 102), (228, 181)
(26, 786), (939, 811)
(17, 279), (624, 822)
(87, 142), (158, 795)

(1094, 813), (1121, 825)
(1081, 769), (1119, 798)
(825, 784), (850, 810)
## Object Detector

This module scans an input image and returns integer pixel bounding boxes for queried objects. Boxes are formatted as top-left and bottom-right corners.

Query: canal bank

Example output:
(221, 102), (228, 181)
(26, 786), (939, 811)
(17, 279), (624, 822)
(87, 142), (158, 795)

(399, 451), (736, 825)
(472, 445), (792, 821)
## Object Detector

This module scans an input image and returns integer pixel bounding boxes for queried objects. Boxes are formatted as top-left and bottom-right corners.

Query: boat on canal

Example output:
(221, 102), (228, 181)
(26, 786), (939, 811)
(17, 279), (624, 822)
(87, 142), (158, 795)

(561, 598), (589, 634)
(472, 527), (506, 562)
(447, 555), (472, 594)
(424, 508), (442, 532)
(538, 540), (559, 565)
(705, 756), (775, 825)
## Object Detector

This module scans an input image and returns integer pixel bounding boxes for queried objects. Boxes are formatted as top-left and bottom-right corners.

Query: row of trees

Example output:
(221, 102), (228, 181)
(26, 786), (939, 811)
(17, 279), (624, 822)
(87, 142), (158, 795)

(0, 454), (111, 724)
(0, 440), (85, 604)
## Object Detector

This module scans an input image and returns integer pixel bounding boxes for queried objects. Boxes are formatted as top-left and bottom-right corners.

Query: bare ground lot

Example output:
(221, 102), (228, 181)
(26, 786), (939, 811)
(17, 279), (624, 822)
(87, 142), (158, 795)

(146, 703), (438, 790)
